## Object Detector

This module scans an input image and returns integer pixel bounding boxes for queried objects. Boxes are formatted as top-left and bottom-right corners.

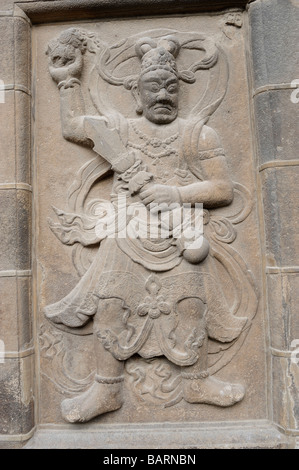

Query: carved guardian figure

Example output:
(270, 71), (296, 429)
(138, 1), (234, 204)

(44, 28), (258, 422)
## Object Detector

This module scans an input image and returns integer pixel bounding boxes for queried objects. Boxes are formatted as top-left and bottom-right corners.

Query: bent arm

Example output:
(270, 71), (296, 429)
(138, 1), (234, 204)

(178, 156), (233, 208)
(178, 126), (233, 208)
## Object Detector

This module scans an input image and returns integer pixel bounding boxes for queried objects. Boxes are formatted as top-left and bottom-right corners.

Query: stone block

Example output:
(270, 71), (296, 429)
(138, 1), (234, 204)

(17, 0), (250, 23)
(14, 17), (31, 90)
(2, 0), (299, 449)
(261, 166), (299, 267)
(250, 0), (299, 89)
(16, 189), (31, 271)
(0, 190), (18, 270)
(0, 357), (34, 435)
(0, 189), (31, 271)
(255, 89), (299, 165)
(0, 276), (32, 352)
(15, 91), (31, 184)
(272, 355), (299, 431)
(267, 273), (299, 351)
(0, 17), (14, 85)
(0, 90), (31, 185)
(0, 16), (30, 88)
(0, 91), (15, 184)
(0, 277), (18, 352)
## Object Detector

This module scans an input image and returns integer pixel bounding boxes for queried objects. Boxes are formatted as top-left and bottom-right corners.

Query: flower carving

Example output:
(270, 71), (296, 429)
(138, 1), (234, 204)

(137, 275), (171, 319)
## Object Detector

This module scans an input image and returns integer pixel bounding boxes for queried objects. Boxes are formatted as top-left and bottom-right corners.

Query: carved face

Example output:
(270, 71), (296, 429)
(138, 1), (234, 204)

(136, 69), (179, 124)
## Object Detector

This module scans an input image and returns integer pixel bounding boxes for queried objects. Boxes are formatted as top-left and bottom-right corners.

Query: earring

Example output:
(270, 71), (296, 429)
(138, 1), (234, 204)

(136, 103), (143, 114)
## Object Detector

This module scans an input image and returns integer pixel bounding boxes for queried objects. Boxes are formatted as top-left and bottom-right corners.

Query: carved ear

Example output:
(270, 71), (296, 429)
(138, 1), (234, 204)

(135, 37), (157, 58)
(123, 76), (138, 90)
(131, 83), (143, 114)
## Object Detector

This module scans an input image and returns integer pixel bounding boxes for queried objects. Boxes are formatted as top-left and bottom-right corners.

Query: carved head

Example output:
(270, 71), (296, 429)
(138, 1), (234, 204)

(131, 37), (180, 124)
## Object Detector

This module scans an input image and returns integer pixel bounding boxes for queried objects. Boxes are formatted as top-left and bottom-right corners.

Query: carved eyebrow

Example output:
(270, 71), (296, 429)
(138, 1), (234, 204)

(165, 78), (178, 85)
(142, 77), (162, 84)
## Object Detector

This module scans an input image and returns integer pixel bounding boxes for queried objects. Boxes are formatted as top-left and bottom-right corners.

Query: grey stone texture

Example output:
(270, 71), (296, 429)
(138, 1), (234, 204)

(267, 273), (299, 351)
(261, 167), (299, 267)
(18, 0), (251, 22)
(249, 0), (299, 443)
(0, 357), (34, 435)
(255, 90), (299, 165)
(0, 0), (298, 449)
(250, 0), (299, 89)
(0, 0), (34, 449)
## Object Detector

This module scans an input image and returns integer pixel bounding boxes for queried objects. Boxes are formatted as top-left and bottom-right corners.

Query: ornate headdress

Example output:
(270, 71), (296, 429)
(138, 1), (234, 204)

(89, 30), (222, 90)
(135, 36), (180, 77)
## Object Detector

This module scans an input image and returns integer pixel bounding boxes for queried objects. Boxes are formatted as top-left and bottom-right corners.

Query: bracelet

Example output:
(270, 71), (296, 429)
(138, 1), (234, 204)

(95, 374), (124, 384)
(58, 78), (81, 90)
(181, 371), (209, 380)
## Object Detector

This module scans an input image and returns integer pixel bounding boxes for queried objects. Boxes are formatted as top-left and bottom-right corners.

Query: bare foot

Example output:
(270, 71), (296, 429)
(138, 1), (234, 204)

(183, 375), (245, 407)
(61, 382), (123, 423)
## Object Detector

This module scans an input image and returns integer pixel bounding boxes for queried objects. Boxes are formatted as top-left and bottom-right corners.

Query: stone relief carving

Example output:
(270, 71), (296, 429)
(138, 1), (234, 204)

(221, 12), (243, 40)
(39, 323), (95, 395)
(43, 26), (258, 423)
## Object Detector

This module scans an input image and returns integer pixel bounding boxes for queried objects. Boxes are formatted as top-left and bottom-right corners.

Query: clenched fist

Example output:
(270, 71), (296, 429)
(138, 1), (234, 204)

(48, 47), (83, 85)
(139, 184), (181, 209)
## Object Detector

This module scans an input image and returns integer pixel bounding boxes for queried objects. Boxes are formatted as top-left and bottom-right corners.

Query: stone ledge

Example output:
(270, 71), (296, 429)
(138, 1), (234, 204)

(23, 420), (290, 449)
(16, 0), (251, 23)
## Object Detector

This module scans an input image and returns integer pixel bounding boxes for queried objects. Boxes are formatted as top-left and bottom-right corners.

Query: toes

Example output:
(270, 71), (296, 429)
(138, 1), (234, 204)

(61, 400), (82, 423)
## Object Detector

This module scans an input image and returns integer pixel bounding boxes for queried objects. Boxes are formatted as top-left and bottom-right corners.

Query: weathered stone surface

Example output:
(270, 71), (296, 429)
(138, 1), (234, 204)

(0, 0), (298, 450)
(24, 420), (289, 449)
(267, 273), (299, 351)
(0, 17), (30, 88)
(0, 190), (19, 270)
(14, 17), (31, 90)
(0, 91), (31, 185)
(0, 189), (31, 271)
(0, 276), (32, 352)
(0, 357), (34, 435)
(249, 0), (299, 89)
(0, 18), (15, 85)
(261, 166), (299, 267)
(272, 355), (299, 432)
(0, 92), (15, 184)
(15, 91), (31, 184)
(19, 0), (251, 23)
(32, 13), (265, 433)
(254, 89), (299, 165)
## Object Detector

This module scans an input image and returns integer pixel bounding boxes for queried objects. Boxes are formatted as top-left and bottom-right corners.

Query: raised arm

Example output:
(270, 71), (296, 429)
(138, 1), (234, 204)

(47, 29), (135, 172)
(47, 42), (90, 146)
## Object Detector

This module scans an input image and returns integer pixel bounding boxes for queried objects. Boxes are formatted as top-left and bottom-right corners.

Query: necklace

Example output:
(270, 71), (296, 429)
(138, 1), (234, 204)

(127, 141), (178, 165)
(130, 120), (179, 148)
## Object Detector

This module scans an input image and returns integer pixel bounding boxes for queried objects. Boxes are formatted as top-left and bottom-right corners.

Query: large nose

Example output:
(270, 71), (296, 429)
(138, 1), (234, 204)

(156, 88), (169, 101)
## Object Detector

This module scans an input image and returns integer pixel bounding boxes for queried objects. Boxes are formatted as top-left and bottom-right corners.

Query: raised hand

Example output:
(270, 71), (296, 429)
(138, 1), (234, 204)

(47, 28), (87, 85)
(48, 47), (83, 85)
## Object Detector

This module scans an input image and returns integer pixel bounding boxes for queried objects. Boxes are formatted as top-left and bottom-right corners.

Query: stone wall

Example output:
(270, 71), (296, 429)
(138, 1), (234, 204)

(0, 0), (298, 449)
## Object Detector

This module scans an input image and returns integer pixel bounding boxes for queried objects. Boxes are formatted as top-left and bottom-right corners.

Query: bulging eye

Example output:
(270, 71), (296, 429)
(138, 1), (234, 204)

(167, 85), (178, 93)
(151, 84), (160, 93)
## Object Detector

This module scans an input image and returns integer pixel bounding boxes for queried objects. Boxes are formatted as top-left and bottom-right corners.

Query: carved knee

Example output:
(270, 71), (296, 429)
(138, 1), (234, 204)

(176, 297), (206, 321)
